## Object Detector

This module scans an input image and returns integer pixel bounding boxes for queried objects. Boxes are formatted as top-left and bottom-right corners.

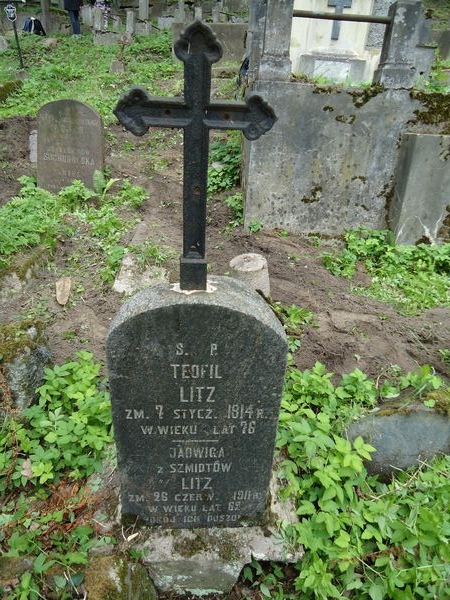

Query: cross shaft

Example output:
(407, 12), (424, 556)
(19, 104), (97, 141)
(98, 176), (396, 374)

(328, 0), (353, 40)
(114, 21), (276, 290)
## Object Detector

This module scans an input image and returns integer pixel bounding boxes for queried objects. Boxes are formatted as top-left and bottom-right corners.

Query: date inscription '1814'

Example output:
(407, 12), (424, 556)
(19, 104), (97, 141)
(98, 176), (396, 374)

(107, 278), (287, 528)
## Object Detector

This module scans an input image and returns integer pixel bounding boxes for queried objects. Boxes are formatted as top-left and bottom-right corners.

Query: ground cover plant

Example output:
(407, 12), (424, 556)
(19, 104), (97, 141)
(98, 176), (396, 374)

(321, 228), (450, 315)
(0, 31), (178, 120)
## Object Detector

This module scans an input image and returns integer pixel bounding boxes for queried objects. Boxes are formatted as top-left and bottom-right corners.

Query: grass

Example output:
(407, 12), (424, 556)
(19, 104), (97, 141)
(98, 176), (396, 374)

(321, 228), (450, 315)
(0, 30), (179, 121)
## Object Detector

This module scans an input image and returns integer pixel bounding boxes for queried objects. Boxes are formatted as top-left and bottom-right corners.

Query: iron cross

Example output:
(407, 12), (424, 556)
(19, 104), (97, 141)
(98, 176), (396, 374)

(114, 21), (276, 290)
(328, 0), (352, 40)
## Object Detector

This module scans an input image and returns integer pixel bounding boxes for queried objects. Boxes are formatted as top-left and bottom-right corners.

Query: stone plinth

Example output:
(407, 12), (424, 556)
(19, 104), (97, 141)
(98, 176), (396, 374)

(135, 469), (303, 594)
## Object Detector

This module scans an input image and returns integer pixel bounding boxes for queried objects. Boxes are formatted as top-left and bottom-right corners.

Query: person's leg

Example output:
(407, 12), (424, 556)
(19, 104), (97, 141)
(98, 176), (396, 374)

(68, 9), (81, 35)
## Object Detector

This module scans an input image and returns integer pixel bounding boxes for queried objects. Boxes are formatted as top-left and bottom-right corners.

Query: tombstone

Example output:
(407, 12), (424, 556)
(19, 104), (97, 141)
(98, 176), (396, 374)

(107, 22), (292, 592)
(93, 7), (103, 31)
(374, 0), (434, 89)
(112, 14), (122, 32)
(212, 4), (220, 22)
(150, 0), (164, 17)
(176, 0), (186, 22)
(194, 5), (203, 20)
(81, 5), (92, 27)
(108, 276), (287, 528)
(0, 35), (9, 51)
(389, 133), (450, 244)
(126, 9), (136, 34)
(37, 100), (104, 193)
(139, 0), (149, 22)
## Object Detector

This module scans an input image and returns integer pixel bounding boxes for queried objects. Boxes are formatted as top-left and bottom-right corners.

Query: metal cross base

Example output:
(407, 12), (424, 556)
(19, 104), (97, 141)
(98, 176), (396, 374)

(114, 21), (276, 291)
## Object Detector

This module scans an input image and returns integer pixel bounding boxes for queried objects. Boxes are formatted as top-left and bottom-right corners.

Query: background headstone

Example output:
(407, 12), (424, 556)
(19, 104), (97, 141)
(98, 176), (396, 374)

(37, 100), (103, 193)
(107, 277), (287, 528)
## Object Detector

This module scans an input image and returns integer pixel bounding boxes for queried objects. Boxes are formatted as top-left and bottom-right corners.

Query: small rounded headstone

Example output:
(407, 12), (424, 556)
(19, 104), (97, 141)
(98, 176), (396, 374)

(229, 253), (270, 297)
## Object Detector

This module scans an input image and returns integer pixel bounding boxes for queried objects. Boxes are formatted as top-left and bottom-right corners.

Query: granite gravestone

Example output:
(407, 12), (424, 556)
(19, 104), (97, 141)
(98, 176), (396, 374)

(107, 276), (287, 528)
(37, 99), (104, 193)
(107, 21), (284, 529)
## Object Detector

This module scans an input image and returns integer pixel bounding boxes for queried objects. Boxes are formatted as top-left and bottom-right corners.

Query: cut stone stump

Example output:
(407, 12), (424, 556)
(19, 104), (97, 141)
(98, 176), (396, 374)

(229, 253), (270, 296)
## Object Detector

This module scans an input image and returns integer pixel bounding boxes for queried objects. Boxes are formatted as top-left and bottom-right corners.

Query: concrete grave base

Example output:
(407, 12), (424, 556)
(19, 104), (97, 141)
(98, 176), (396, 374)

(133, 471), (303, 595)
(297, 52), (366, 84)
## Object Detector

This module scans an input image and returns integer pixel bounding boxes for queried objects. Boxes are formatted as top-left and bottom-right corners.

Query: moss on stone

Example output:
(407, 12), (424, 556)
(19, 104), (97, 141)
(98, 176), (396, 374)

(0, 80), (22, 104)
(0, 320), (45, 363)
(172, 530), (243, 562)
(426, 388), (450, 416)
(0, 245), (50, 284)
(84, 556), (157, 600)
(409, 90), (450, 134)
(348, 83), (385, 108)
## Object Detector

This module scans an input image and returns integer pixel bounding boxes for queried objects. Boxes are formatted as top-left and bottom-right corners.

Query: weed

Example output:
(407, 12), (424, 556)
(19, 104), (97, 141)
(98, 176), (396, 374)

(439, 348), (450, 363)
(0, 352), (114, 598)
(275, 361), (450, 599)
(248, 219), (263, 233)
(224, 192), (243, 229)
(321, 227), (450, 314)
(207, 131), (242, 195)
(130, 240), (175, 270)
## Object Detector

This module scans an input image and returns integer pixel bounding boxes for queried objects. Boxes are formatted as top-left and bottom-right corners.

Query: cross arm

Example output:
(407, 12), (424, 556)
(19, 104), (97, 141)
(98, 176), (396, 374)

(204, 95), (277, 141)
(114, 87), (191, 136)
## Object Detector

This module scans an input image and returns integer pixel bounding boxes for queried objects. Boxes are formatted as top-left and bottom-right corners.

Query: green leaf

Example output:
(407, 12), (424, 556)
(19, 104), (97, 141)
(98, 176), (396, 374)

(369, 583), (384, 600)
(259, 583), (271, 597)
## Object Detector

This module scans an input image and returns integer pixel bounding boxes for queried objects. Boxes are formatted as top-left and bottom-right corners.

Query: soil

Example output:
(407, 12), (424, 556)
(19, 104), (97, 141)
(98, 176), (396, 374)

(1, 115), (449, 383)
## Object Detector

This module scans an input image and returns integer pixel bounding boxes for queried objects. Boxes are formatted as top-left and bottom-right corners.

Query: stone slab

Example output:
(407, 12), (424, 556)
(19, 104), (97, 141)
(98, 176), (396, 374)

(347, 401), (450, 480)
(107, 276), (287, 528)
(389, 133), (450, 244)
(37, 100), (103, 193)
(172, 23), (247, 63)
(297, 52), (366, 83)
(244, 82), (423, 235)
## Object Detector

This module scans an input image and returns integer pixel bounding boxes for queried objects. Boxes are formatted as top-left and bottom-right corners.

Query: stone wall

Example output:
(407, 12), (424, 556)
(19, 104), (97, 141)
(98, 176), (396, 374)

(243, 80), (450, 239)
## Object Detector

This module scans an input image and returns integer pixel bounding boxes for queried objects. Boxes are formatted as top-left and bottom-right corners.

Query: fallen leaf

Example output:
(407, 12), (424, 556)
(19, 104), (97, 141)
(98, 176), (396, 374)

(126, 532), (140, 542)
(56, 277), (71, 305)
(21, 458), (33, 478)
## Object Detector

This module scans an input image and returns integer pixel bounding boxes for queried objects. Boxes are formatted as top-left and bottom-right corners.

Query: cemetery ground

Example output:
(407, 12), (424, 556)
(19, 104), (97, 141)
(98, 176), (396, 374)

(1, 30), (450, 600)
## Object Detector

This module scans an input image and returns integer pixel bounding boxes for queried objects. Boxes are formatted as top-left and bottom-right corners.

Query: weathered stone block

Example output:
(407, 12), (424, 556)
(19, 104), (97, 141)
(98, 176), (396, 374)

(347, 392), (450, 480)
(0, 320), (51, 416)
(389, 133), (450, 244)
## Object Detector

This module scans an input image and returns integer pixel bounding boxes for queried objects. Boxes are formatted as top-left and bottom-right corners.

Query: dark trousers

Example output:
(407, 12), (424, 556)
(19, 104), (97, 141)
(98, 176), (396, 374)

(67, 10), (81, 34)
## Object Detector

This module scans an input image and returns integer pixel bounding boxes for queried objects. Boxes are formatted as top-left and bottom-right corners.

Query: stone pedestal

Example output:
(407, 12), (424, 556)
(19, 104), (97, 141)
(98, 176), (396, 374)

(136, 471), (303, 594)
(259, 0), (294, 81)
(298, 50), (366, 83)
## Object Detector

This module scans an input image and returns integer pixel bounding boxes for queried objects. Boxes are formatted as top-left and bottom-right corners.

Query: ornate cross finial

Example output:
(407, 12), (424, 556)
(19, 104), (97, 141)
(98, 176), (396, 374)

(114, 21), (276, 290)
